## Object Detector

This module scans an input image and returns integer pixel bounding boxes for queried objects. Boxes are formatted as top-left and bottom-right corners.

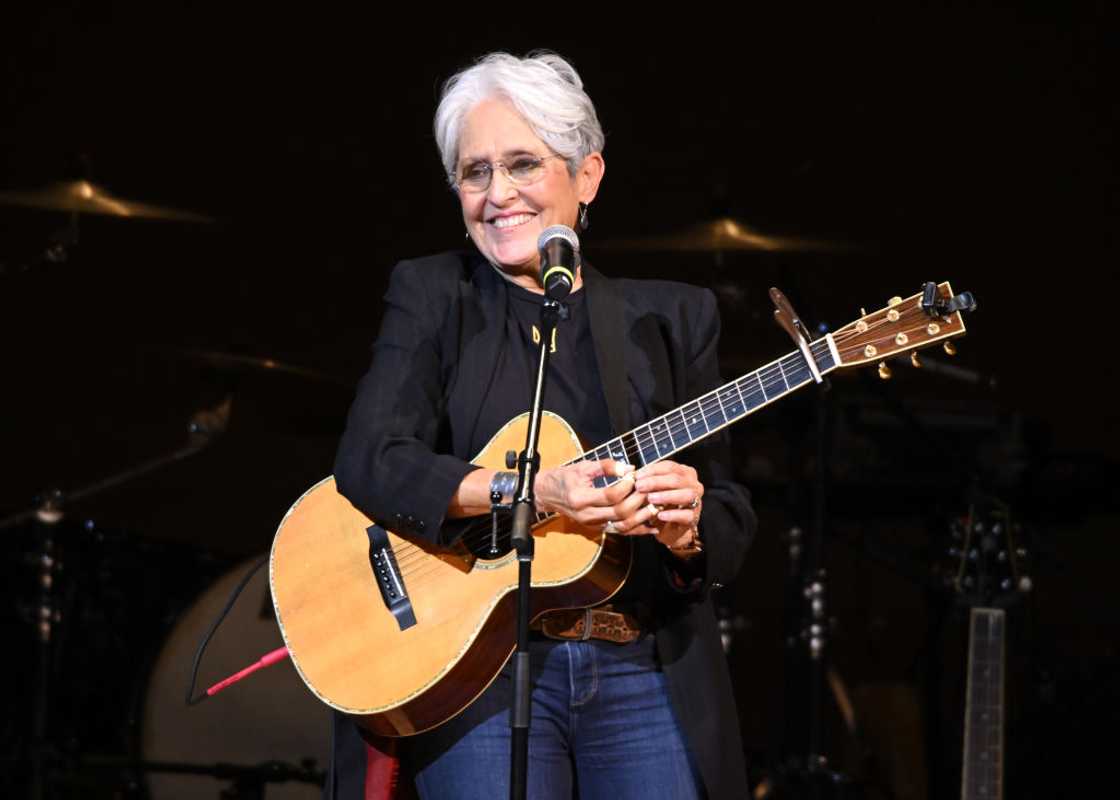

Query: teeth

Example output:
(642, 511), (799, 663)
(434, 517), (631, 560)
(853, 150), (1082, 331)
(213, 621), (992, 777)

(492, 213), (533, 229)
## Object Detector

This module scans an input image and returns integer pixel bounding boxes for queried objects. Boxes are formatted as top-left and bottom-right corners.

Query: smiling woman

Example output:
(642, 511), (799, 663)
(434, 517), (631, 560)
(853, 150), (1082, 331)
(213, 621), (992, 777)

(436, 54), (605, 292)
(326, 51), (757, 800)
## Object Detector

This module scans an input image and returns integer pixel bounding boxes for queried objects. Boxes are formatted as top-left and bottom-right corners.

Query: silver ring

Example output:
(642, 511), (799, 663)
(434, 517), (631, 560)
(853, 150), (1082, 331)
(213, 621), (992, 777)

(603, 520), (618, 534)
(689, 495), (701, 509)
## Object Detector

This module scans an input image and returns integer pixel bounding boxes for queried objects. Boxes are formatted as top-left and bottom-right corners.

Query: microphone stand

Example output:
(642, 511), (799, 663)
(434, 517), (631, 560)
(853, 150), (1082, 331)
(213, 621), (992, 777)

(508, 295), (566, 800)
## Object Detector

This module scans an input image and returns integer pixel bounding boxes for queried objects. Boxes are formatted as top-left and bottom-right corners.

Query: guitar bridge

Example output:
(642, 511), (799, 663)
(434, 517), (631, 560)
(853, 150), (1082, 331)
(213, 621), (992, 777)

(366, 523), (416, 631)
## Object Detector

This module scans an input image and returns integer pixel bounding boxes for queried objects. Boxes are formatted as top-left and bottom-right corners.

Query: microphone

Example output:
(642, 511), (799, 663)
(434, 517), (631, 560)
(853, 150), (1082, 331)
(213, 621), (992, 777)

(537, 225), (580, 301)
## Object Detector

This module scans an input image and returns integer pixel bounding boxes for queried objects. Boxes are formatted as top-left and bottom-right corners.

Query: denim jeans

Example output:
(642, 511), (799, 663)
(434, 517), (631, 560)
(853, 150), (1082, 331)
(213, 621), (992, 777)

(406, 634), (705, 799)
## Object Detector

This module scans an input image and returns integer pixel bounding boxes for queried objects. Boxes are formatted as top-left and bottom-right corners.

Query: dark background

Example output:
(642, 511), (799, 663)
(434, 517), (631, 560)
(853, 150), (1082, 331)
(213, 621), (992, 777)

(1, 4), (1116, 798)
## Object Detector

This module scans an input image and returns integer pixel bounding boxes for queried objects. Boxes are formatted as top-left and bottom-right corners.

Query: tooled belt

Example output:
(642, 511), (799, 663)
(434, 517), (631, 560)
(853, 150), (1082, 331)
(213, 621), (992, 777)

(530, 605), (643, 644)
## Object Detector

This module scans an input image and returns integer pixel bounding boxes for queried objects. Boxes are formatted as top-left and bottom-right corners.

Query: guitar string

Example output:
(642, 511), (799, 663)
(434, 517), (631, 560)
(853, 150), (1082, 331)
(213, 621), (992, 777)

(393, 352), (828, 575)
(393, 318), (952, 571)
(390, 352), (817, 570)
(393, 321), (948, 574)
(394, 336), (948, 577)
(391, 364), (804, 572)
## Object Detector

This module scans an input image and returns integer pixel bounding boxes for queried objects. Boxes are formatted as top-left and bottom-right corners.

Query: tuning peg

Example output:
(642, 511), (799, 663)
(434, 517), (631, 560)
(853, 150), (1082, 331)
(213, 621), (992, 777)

(911, 352), (922, 368)
(1018, 576), (1033, 592)
(944, 341), (957, 356)
(878, 361), (891, 380)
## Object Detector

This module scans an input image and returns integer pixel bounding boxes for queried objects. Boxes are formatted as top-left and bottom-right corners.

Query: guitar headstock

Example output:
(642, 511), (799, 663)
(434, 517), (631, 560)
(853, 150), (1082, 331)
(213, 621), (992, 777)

(944, 501), (1032, 608)
(831, 282), (974, 372)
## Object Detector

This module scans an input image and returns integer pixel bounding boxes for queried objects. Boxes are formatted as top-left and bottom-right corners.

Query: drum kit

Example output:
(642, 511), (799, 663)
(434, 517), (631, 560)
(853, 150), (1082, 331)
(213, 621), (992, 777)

(0, 177), (342, 799)
(0, 175), (855, 799)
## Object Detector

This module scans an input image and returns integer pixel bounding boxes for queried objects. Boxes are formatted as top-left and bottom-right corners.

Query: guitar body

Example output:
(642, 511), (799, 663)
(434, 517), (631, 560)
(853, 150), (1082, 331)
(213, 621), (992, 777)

(269, 411), (631, 737)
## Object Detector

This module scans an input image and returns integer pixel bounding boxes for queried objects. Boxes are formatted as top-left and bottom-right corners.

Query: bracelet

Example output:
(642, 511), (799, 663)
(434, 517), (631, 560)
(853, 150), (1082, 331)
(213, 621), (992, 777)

(489, 471), (517, 505)
(667, 527), (703, 557)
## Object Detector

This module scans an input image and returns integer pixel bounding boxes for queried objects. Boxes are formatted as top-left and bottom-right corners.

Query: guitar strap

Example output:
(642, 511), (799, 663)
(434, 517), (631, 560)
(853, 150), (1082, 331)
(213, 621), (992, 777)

(577, 262), (632, 435)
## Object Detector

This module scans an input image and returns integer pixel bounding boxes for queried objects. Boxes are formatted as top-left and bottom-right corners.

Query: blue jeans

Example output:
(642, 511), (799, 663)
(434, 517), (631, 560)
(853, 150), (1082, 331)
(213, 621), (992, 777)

(406, 634), (705, 800)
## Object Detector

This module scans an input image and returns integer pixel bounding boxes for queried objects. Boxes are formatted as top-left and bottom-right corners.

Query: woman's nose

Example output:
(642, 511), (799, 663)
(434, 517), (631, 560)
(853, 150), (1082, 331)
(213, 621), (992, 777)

(486, 166), (519, 205)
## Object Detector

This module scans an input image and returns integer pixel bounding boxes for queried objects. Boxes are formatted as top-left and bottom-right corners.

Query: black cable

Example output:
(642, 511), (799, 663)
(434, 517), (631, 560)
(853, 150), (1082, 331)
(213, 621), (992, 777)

(185, 555), (270, 706)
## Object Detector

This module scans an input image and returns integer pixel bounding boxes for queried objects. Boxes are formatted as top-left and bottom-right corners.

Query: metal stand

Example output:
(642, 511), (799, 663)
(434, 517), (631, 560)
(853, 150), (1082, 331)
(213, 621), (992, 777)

(508, 297), (566, 800)
(771, 288), (851, 796)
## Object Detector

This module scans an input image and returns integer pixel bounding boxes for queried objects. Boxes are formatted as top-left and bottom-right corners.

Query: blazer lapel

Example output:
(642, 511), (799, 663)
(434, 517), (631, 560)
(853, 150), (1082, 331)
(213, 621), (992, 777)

(447, 257), (509, 458)
(583, 263), (631, 436)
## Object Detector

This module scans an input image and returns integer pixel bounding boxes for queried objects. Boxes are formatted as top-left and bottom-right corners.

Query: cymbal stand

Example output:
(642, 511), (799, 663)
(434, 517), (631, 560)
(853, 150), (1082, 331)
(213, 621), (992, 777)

(770, 289), (849, 796)
(26, 493), (62, 800)
(0, 213), (78, 277)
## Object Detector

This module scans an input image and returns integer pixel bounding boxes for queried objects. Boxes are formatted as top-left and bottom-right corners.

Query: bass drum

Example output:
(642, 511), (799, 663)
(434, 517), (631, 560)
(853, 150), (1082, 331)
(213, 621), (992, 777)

(142, 557), (330, 799)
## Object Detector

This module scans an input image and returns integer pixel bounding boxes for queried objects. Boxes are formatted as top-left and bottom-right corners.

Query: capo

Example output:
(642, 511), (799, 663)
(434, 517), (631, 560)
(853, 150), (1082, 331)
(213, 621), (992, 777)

(921, 281), (978, 317)
(769, 287), (824, 384)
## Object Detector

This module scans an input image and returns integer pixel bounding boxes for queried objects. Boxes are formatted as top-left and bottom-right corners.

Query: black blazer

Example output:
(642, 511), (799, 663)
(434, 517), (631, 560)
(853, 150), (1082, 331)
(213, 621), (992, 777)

(330, 251), (757, 799)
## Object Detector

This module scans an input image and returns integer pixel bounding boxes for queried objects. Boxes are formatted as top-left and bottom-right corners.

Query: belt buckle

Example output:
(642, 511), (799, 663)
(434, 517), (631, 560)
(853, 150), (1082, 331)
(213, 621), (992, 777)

(579, 608), (594, 642)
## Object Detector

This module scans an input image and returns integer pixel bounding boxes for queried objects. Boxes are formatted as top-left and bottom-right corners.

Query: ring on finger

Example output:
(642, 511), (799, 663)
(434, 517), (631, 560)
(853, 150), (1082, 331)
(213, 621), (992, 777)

(689, 495), (701, 509)
(646, 502), (663, 516)
(603, 520), (619, 534)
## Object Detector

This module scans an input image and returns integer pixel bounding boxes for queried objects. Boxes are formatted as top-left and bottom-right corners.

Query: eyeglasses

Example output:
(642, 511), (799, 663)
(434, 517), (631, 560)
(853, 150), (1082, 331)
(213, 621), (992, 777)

(452, 154), (566, 193)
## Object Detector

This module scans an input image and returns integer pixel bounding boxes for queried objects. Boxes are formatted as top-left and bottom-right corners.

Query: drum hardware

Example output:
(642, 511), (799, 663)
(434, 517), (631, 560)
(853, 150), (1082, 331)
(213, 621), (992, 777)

(143, 557), (330, 800)
(0, 215), (79, 277)
(76, 756), (325, 799)
(2, 400), (229, 800)
(0, 397), (229, 533)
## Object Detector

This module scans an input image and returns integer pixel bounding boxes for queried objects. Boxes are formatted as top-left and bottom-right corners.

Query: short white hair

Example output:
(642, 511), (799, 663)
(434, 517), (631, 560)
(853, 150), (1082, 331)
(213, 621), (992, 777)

(434, 51), (605, 183)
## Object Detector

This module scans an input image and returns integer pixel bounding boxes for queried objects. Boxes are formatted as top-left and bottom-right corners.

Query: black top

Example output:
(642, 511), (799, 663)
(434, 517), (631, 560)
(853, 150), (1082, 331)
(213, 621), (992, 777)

(471, 280), (613, 456)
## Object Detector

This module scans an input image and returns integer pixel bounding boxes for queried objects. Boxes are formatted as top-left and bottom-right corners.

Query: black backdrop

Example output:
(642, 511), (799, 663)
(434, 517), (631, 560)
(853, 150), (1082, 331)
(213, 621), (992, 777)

(1, 5), (1116, 798)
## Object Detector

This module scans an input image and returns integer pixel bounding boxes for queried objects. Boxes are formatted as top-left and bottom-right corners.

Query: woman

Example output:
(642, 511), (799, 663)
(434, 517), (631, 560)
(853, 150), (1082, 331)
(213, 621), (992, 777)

(330, 51), (756, 799)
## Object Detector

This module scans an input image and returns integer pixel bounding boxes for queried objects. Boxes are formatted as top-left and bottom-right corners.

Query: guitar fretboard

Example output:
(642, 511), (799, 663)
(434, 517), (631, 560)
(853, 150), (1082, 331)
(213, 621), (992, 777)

(961, 607), (1005, 800)
(581, 337), (837, 486)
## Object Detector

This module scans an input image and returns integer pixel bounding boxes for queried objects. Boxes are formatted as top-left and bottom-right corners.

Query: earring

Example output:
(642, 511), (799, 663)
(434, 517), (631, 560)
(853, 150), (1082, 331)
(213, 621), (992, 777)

(465, 231), (470, 240)
(578, 202), (589, 232)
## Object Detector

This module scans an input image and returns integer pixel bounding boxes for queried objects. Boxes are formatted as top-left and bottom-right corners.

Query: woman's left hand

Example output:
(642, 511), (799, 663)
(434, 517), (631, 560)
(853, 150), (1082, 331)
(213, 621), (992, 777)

(632, 461), (703, 551)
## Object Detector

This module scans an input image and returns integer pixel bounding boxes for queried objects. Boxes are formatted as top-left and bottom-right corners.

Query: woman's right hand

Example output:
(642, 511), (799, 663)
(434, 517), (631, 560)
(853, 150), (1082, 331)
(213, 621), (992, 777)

(534, 460), (657, 533)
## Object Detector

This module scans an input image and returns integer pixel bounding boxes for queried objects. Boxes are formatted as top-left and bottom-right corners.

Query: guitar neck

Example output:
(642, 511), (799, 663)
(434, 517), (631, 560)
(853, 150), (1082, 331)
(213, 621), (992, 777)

(961, 607), (1006, 800)
(575, 335), (840, 483)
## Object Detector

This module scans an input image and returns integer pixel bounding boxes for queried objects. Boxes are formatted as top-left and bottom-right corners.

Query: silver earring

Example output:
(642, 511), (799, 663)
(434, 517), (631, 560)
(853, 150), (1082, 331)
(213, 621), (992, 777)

(578, 203), (589, 232)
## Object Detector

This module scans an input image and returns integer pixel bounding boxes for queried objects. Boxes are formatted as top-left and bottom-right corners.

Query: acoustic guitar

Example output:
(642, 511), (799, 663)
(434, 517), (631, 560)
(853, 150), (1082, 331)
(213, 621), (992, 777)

(271, 282), (974, 737)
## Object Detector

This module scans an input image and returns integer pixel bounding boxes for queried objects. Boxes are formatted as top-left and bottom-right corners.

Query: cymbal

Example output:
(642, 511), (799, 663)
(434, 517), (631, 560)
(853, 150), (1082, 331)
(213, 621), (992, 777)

(595, 217), (850, 254)
(170, 349), (349, 386)
(0, 179), (213, 223)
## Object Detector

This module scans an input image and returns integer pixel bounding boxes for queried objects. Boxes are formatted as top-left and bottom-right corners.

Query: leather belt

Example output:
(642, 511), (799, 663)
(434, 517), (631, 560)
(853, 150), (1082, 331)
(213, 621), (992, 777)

(530, 606), (643, 644)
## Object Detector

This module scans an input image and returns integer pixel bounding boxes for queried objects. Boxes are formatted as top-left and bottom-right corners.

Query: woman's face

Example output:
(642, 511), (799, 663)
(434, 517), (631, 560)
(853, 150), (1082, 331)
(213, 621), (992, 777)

(455, 98), (603, 286)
